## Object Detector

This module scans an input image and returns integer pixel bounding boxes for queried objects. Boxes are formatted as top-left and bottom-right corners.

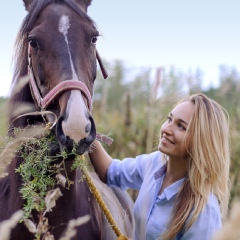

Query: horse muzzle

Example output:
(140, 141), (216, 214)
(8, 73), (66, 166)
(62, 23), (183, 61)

(52, 88), (96, 155)
(56, 114), (96, 155)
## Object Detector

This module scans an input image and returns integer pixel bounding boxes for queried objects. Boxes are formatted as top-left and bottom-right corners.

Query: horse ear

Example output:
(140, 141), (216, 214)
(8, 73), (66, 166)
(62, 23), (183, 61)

(22, 0), (34, 11)
(74, 0), (92, 12)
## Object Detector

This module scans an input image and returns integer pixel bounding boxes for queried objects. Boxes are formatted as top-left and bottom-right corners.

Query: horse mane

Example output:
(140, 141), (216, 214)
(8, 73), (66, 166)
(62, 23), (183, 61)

(8, 0), (97, 132)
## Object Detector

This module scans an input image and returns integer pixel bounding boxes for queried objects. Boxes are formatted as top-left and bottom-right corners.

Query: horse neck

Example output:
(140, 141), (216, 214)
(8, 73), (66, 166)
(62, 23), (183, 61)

(0, 156), (25, 217)
(58, 160), (85, 198)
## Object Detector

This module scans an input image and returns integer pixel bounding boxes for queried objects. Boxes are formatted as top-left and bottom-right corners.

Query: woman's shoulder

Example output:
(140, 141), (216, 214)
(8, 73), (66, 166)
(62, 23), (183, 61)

(197, 193), (222, 228)
(206, 193), (221, 216)
(137, 151), (161, 161)
(111, 151), (163, 177)
(134, 151), (164, 175)
(136, 151), (162, 166)
(180, 193), (222, 239)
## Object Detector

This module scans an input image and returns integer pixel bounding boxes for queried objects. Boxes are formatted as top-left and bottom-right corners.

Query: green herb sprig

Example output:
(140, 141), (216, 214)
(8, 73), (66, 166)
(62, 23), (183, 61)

(15, 132), (61, 219)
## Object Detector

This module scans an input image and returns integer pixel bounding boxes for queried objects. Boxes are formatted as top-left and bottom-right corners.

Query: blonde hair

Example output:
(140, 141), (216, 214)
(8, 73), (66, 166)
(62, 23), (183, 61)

(162, 93), (230, 239)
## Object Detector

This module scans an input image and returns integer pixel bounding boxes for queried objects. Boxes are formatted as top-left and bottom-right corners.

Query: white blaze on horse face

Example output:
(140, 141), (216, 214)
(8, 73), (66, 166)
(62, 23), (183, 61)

(59, 15), (91, 142)
(58, 15), (78, 80)
(62, 90), (90, 142)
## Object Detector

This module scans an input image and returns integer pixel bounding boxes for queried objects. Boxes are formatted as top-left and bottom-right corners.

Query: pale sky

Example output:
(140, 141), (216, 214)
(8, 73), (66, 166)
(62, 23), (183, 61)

(1, 0), (240, 97)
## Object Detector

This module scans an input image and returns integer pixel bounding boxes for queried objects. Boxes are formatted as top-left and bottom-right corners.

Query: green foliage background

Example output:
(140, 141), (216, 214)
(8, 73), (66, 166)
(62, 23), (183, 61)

(0, 61), (240, 204)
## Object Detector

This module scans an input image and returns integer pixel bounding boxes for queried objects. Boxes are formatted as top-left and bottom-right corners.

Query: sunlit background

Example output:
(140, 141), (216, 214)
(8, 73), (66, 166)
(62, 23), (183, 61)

(0, 1), (240, 229)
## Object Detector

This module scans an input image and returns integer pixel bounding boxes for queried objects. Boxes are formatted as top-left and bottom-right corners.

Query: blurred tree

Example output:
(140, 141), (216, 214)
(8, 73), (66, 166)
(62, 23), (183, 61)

(1, 59), (240, 205)
(205, 66), (240, 204)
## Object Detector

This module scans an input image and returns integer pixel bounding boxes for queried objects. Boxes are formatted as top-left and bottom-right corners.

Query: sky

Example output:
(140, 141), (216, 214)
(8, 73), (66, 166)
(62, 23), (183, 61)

(0, 0), (240, 97)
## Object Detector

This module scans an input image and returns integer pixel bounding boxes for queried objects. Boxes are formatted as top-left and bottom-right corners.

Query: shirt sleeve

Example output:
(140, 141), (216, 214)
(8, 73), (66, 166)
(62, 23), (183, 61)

(107, 151), (160, 190)
(180, 194), (222, 240)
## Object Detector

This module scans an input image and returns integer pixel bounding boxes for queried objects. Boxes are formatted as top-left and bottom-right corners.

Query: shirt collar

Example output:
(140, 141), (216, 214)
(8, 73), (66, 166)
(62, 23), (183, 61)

(154, 163), (186, 201)
(161, 178), (185, 200)
(154, 163), (167, 179)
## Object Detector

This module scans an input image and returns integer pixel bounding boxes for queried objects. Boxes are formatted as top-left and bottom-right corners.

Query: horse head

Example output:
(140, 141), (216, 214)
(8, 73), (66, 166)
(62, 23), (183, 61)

(9, 0), (107, 155)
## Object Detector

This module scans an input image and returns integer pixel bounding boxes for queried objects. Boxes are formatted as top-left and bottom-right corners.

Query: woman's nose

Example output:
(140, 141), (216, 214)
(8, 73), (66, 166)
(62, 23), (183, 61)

(161, 122), (173, 134)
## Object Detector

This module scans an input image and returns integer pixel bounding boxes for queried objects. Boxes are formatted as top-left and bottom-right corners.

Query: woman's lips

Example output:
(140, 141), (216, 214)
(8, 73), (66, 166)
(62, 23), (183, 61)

(161, 136), (175, 144)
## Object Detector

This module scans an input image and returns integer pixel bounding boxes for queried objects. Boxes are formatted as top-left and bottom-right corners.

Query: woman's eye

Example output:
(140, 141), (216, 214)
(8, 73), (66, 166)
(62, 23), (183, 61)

(167, 116), (172, 122)
(91, 36), (98, 44)
(29, 39), (39, 51)
(178, 124), (186, 130)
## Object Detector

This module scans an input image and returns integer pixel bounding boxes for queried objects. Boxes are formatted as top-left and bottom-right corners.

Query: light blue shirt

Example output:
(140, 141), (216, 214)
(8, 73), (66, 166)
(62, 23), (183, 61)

(107, 151), (222, 240)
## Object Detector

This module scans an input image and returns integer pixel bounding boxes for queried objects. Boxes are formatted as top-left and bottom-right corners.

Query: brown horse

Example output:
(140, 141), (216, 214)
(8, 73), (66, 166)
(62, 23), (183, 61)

(0, 0), (134, 239)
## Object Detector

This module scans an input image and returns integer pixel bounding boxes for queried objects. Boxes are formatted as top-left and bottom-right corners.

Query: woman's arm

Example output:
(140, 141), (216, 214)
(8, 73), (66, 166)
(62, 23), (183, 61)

(88, 140), (113, 183)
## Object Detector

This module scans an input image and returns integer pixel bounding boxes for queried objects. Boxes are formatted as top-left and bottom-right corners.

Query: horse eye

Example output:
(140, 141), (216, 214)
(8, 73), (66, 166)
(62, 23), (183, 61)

(91, 36), (98, 44)
(29, 39), (39, 51)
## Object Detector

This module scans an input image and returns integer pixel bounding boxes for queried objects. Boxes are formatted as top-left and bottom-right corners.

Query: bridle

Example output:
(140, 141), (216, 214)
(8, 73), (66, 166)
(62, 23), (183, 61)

(27, 43), (113, 145)
(27, 43), (108, 112)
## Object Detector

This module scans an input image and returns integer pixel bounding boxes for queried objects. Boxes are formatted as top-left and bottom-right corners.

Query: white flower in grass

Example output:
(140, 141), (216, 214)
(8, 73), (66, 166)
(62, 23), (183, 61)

(43, 232), (55, 240)
(37, 217), (49, 235)
(59, 215), (90, 240)
(56, 173), (67, 187)
(24, 219), (37, 234)
(44, 188), (63, 215)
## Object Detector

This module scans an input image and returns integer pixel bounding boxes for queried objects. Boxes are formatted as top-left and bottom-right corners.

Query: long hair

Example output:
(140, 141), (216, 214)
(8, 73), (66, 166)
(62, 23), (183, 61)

(161, 93), (230, 239)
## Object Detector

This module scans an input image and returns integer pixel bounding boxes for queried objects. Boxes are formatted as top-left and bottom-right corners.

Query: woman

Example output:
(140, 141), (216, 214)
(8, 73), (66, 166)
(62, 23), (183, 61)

(89, 93), (230, 240)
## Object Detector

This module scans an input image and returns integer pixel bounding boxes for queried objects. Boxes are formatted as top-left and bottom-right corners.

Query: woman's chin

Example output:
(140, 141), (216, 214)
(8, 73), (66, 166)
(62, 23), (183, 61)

(158, 144), (164, 153)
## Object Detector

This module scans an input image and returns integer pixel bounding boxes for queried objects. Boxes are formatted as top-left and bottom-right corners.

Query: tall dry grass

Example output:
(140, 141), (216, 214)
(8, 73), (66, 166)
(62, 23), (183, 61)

(213, 200), (240, 240)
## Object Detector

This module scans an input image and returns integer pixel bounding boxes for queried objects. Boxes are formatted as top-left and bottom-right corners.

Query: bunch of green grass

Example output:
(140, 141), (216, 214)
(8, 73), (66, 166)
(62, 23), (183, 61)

(15, 130), (75, 220)
(15, 129), (89, 220)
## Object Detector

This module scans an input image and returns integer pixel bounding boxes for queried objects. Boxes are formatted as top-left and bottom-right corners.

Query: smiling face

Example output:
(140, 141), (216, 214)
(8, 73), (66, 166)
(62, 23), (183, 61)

(158, 101), (194, 161)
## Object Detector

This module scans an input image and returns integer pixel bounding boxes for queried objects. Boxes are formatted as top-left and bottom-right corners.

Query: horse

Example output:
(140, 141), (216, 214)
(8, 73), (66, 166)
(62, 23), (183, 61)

(0, 0), (134, 239)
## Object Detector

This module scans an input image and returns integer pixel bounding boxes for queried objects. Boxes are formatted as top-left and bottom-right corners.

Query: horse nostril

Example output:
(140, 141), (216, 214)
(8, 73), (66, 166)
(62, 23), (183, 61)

(85, 122), (91, 133)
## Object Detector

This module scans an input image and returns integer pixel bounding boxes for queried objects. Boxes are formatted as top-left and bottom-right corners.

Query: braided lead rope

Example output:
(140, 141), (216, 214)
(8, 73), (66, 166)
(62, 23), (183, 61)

(76, 155), (129, 240)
